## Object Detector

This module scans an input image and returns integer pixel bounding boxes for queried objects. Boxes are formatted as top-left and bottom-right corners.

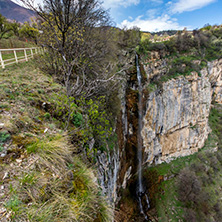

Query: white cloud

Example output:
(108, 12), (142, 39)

(146, 8), (159, 19)
(119, 14), (184, 32)
(171, 0), (216, 14)
(150, 0), (163, 4)
(103, 0), (140, 8)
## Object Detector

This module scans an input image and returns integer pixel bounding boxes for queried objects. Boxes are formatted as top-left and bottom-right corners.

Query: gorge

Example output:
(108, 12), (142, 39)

(96, 49), (222, 220)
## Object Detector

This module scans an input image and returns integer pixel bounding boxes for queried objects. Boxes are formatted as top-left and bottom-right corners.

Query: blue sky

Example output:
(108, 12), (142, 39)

(102, 0), (222, 32)
(12, 0), (222, 32)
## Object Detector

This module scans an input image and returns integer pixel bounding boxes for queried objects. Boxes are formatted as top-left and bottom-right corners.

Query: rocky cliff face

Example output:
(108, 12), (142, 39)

(143, 51), (169, 81)
(142, 71), (211, 164)
(141, 58), (222, 165)
(208, 59), (222, 103)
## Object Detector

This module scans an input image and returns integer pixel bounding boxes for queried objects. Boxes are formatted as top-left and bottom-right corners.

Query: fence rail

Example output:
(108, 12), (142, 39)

(0, 47), (43, 68)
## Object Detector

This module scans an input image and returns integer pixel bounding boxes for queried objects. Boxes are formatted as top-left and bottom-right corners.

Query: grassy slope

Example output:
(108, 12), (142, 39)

(0, 62), (111, 221)
(150, 104), (222, 221)
(0, 37), (35, 49)
(0, 38), (36, 67)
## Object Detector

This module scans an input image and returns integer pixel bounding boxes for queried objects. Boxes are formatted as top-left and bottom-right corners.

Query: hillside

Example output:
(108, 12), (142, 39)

(0, 0), (35, 23)
(0, 62), (111, 221)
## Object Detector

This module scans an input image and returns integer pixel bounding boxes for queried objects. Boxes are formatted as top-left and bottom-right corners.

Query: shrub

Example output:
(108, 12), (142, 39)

(0, 131), (11, 143)
(184, 208), (197, 222)
(44, 112), (51, 120)
(177, 168), (202, 206)
(72, 112), (83, 127)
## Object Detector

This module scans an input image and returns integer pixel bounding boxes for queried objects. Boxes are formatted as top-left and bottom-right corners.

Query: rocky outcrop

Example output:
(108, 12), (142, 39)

(141, 59), (222, 165)
(143, 51), (169, 81)
(208, 59), (222, 103)
(142, 71), (211, 164)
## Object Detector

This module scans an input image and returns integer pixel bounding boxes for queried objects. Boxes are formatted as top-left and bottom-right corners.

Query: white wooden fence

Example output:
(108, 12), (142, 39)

(0, 47), (43, 68)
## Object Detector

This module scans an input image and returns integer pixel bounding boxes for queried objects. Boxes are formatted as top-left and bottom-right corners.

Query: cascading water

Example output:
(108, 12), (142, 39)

(136, 54), (150, 220)
(136, 54), (143, 195)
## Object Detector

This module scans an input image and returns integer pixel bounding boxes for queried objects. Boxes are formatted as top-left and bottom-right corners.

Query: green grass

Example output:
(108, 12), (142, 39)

(0, 131), (11, 143)
(0, 62), (112, 222)
(0, 131), (11, 152)
(156, 179), (185, 222)
(2, 50), (32, 61)
(5, 195), (21, 214)
(0, 37), (35, 49)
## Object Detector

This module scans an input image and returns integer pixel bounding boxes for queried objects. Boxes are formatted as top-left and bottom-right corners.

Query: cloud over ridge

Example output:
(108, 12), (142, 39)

(120, 14), (183, 32)
(170, 0), (216, 14)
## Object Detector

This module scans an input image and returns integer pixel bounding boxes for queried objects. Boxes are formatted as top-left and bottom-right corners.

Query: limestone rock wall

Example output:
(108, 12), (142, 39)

(141, 59), (222, 165)
(208, 59), (222, 103)
(143, 51), (169, 81)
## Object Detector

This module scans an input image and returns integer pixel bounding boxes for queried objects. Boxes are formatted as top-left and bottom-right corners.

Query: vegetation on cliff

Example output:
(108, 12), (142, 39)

(138, 25), (222, 87)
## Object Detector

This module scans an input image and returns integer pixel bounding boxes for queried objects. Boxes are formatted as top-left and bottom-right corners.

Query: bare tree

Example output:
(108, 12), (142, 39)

(21, 0), (128, 128)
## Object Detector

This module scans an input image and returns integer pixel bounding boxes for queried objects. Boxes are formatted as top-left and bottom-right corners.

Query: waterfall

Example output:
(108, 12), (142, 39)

(136, 53), (143, 194)
(136, 54), (150, 220)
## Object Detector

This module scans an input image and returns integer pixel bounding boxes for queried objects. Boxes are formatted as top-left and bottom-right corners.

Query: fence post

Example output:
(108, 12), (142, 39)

(24, 49), (28, 61)
(14, 50), (18, 64)
(0, 51), (5, 68)
(31, 48), (33, 58)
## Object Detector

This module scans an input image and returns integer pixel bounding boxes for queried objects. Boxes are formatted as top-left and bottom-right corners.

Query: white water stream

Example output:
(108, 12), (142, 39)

(136, 54), (150, 220)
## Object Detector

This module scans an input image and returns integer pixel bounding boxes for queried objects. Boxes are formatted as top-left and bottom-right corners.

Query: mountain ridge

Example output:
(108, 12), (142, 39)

(0, 0), (35, 23)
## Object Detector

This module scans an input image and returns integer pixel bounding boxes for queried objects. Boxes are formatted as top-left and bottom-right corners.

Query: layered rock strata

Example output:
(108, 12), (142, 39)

(141, 59), (222, 165)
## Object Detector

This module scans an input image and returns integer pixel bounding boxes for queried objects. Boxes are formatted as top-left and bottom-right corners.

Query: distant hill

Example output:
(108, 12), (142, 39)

(151, 30), (178, 36)
(142, 30), (178, 36)
(0, 0), (35, 23)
